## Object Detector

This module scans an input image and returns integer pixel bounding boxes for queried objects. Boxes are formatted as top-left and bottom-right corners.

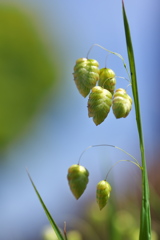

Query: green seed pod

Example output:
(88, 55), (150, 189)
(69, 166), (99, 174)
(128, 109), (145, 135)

(96, 180), (112, 210)
(67, 164), (89, 199)
(88, 86), (112, 125)
(112, 88), (132, 119)
(73, 58), (99, 97)
(98, 68), (116, 94)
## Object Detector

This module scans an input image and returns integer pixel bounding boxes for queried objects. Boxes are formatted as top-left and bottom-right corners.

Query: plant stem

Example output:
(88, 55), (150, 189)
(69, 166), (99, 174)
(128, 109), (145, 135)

(122, 1), (151, 239)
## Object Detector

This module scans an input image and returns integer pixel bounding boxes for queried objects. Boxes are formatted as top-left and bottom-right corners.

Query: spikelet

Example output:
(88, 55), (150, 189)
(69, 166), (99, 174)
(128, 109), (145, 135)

(96, 180), (112, 210)
(98, 68), (116, 94)
(112, 88), (132, 119)
(73, 58), (99, 97)
(67, 164), (89, 199)
(88, 86), (112, 125)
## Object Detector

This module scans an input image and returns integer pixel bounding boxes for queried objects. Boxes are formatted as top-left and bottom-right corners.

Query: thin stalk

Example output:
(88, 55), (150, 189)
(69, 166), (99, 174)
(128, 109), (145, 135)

(122, 1), (151, 239)
(78, 144), (140, 166)
(105, 159), (142, 180)
(86, 43), (131, 79)
(63, 222), (68, 240)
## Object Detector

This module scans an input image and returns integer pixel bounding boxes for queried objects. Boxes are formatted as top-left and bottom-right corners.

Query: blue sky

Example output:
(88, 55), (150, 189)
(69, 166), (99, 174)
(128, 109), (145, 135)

(0, 1), (160, 239)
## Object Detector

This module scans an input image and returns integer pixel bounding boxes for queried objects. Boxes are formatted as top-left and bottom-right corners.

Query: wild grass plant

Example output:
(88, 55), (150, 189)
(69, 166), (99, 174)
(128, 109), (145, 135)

(28, 2), (152, 239)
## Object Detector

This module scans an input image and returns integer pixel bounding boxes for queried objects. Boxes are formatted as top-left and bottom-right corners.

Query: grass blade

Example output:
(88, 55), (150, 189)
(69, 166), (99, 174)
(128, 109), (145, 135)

(122, 1), (151, 239)
(27, 170), (65, 240)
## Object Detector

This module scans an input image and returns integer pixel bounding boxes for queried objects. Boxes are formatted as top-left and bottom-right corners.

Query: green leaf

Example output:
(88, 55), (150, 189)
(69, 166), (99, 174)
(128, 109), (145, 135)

(27, 170), (65, 240)
(122, 1), (151, 240)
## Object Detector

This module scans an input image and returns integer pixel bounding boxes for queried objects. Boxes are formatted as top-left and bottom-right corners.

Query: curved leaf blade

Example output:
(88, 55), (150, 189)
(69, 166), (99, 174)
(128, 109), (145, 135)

(27, 170), (65, 240)
(122, 2), (151, 240)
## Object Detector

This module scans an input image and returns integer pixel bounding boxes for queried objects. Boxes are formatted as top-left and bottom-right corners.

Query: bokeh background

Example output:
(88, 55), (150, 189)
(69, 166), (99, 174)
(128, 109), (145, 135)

(0, 0), (159, 239)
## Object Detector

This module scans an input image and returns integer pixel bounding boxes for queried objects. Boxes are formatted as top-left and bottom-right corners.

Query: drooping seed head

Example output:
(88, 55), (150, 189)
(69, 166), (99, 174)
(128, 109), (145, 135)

(96, 180), (112, 210)
(98, 68), (116, 95)
(67, 164), (89, 199)
(112, 88), (132, 119)
(88, 86), (112, 125)
(73, 58), (99, 97)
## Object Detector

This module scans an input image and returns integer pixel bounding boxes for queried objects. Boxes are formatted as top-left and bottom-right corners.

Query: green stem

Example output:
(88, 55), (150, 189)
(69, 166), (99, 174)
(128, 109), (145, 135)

(122, 1), (151, 239)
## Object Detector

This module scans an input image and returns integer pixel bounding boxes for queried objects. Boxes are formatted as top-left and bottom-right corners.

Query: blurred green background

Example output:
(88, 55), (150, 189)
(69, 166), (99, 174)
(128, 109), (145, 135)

(0, 0), (159, 240)
(0, 3), (59, 150)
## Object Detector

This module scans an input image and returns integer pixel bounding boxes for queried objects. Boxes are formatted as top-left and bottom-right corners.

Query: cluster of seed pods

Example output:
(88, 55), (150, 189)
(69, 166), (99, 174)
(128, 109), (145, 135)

(69, 57), (133, 209)
(73, 58), (132, 125)
(67, 164), (112, 210)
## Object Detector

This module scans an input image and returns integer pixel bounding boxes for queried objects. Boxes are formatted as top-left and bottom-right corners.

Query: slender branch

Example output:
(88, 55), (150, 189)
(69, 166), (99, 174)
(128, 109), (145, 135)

(86, 43), (131, 80)
(105, 159), (142, 180)
(78, 144), (140, 166)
